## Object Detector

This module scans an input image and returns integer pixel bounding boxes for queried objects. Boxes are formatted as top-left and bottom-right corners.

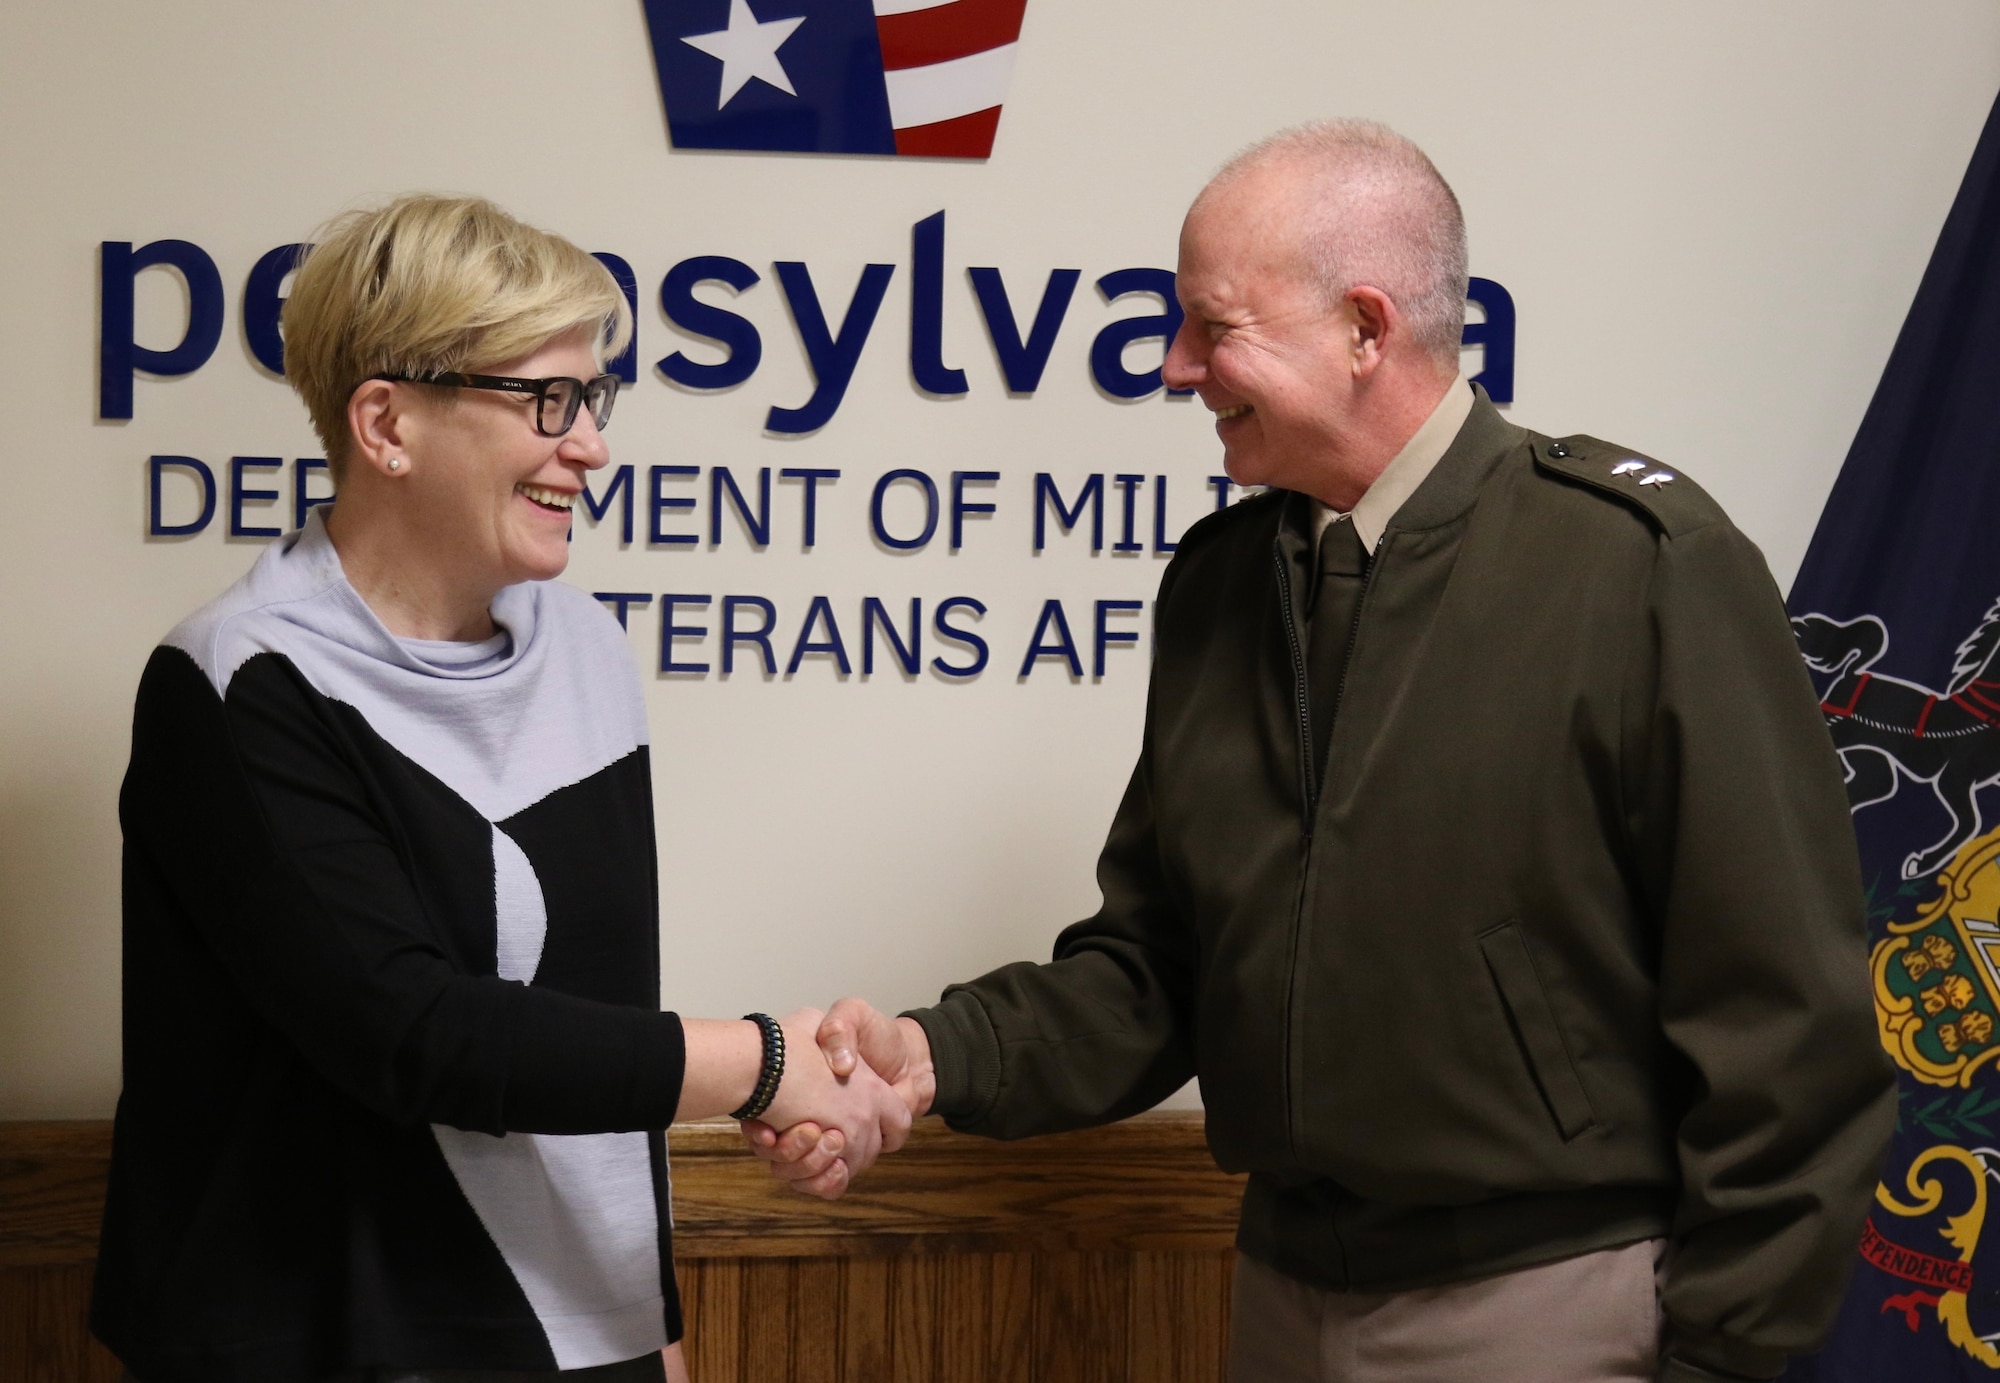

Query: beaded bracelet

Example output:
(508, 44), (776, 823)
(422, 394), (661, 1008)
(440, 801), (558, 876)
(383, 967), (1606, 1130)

(730, 1012), (786, 1121)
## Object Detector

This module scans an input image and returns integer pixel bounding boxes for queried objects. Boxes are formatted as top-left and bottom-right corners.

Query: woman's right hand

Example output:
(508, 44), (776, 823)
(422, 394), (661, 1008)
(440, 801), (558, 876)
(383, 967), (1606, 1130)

(754, 1007), (912, 1197)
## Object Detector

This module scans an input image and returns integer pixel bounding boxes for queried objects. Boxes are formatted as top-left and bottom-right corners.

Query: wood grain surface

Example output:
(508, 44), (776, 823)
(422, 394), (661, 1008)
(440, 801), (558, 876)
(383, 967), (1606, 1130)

(0, 1265), (125, 1383)
(0, 1121), (115, 1270)
(674, 1249), (1233, 1383)
(0, 1113), (1241, 1382)
(667, 1112), (1245, 1257)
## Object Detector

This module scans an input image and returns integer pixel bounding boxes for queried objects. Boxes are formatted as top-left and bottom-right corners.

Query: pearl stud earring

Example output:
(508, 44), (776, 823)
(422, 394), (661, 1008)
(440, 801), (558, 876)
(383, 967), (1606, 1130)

(388, 458), (402, 472)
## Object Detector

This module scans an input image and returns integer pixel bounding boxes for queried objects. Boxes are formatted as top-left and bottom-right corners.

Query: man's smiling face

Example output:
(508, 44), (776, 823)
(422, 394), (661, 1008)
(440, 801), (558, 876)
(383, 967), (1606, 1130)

(1163, 164), (1359, 499)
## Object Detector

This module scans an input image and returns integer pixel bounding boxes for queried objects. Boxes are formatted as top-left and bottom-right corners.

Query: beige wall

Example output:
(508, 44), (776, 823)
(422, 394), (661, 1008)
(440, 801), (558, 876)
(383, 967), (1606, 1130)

(3, 0), (1997, 1118)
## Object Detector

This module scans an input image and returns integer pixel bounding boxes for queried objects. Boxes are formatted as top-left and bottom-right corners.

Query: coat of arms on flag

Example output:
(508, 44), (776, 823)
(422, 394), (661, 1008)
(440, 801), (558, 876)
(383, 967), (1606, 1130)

(1782, 87), (2000, 1381)
(642, 0), (1027, 158)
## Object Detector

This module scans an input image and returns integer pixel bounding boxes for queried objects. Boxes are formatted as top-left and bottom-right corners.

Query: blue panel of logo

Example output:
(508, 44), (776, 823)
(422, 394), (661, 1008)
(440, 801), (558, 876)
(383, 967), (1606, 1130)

(643, 0), (898, 156)
(645, 0), (1031, 158)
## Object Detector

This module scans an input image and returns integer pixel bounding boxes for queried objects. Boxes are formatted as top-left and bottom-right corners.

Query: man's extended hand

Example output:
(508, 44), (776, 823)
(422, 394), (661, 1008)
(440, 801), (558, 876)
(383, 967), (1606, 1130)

(748, 1008), (914, 1199)
(744, 1000), (935, 1198)
(820, 999), (937, 1117)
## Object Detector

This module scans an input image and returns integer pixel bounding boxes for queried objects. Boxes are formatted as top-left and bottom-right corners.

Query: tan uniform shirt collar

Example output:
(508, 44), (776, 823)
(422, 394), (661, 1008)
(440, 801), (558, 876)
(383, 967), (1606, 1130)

(1314, 376), (1475, 553)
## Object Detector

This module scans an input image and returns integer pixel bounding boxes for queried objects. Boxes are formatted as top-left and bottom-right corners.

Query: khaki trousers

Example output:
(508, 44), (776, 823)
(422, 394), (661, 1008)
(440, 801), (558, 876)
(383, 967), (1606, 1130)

(1228, 1240), (1665, 1383)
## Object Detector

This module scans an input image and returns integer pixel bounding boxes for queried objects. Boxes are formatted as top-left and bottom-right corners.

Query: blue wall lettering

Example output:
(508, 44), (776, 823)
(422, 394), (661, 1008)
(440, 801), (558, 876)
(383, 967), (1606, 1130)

(863, 597), (921, 676)
(932, 596), (989, 678)
(969, 265), (1079, 394)
(657, 255), (763, 389)
(788, 595), (852, 675)
(722, 594), (778, 675)
(910, 211), (967, 396)
(100, 239), (225, 419)
(1094, 599), (1144, 676)
(951, 471), (998, 550)
(595, 591), (653, 629)
(659, 594), (712, 673)
(1153, 475), (1178, 554)
(91, 228), (1521, 440)
(1111, 474), (1144, 553)
(711, 466), (771, 547)
(1463, 277), (1516, 405)
(582, 464), (635, 545)
(1034, 472), (1104, 552)
(779, 467), (839, 548)
(243, 244), (307, 377)
(147, 455), (216, 537)
(871, 468), (939, 551)
(590, 465), (835, 548)
(1020, 598), (1083, 678)
(649, 465), (698, 545)
(1089, 268), (1189, 401)
(229, 457), (283, 538)
(293, 458), (332, 530)
(767, 260), (895, 434)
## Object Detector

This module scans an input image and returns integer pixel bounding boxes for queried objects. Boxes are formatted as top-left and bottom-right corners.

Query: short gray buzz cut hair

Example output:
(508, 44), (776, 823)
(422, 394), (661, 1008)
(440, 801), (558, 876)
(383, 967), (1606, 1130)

(1207, 119), (1469, 368)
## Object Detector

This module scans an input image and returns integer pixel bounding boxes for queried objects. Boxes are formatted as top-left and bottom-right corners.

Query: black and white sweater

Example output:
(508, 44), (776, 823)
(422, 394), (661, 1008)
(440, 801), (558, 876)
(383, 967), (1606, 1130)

(93, 510), (687, 1383)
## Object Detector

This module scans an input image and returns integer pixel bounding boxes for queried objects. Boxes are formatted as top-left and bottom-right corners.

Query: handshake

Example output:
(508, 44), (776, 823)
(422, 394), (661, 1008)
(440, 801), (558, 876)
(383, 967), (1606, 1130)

(740, 999), (936, 1199)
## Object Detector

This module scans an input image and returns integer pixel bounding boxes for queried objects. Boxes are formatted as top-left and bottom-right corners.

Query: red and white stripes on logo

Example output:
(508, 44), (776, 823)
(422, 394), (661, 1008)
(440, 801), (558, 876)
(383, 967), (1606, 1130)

(874, 0), (1027, 157)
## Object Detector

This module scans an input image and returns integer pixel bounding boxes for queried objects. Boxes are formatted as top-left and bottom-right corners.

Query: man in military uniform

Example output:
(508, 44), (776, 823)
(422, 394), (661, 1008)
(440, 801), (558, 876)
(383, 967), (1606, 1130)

(753, 120), (1894, 1383)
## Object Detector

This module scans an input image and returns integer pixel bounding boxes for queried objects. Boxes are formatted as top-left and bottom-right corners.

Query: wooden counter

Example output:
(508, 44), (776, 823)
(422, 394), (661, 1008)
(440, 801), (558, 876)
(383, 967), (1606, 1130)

(0, 1114), (1242, 1382)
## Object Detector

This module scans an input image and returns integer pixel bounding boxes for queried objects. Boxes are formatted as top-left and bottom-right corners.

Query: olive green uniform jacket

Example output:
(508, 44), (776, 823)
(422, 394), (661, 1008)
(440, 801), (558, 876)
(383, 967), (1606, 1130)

(909, 396), (1895, 1383)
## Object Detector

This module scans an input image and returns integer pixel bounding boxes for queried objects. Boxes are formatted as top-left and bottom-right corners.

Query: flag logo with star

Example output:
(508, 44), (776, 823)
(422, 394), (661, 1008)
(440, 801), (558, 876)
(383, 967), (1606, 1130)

(642, 0), (1028, 158)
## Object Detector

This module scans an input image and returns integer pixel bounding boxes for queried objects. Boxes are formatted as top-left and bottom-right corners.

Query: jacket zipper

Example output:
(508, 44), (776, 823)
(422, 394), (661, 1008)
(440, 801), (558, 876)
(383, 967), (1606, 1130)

(1272, 539), (1313, 1168)
(1271, 543), (1316, 832)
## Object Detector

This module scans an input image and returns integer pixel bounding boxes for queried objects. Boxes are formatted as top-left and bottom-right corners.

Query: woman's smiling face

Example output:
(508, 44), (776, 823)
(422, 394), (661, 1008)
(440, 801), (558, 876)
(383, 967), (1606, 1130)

(393, 329), (611, 592)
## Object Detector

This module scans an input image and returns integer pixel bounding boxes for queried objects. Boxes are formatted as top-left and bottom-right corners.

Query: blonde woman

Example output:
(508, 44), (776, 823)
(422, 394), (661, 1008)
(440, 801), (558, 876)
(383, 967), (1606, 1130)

(93, 196), (894, 1383)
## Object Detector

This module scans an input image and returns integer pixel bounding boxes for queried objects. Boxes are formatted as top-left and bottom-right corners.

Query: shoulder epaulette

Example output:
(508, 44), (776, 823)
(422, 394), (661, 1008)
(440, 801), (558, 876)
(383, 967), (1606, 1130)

(1528, 435), (1726, 538)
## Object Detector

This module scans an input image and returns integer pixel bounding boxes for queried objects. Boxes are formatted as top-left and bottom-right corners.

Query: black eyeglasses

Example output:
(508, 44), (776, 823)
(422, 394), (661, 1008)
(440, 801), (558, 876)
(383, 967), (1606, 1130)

(373, 371), (619, 437)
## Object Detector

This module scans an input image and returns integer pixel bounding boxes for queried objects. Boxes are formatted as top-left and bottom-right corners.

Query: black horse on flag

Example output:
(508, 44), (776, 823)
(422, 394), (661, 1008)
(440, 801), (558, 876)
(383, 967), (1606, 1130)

(1794, 600), (2000, 879)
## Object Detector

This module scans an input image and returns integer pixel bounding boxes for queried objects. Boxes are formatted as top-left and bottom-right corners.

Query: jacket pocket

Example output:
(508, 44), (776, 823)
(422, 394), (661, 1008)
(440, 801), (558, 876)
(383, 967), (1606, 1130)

(1478, 921), (1598, 1140)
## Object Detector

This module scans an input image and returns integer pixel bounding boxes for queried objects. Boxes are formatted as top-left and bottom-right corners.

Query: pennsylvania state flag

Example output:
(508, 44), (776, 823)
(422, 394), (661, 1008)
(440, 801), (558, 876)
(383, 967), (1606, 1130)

(1783, 89), (2000, 1380)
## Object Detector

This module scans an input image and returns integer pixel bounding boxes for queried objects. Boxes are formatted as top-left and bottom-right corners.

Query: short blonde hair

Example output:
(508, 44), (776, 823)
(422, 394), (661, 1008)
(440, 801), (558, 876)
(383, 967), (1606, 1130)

(282, 194), (633, 476)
